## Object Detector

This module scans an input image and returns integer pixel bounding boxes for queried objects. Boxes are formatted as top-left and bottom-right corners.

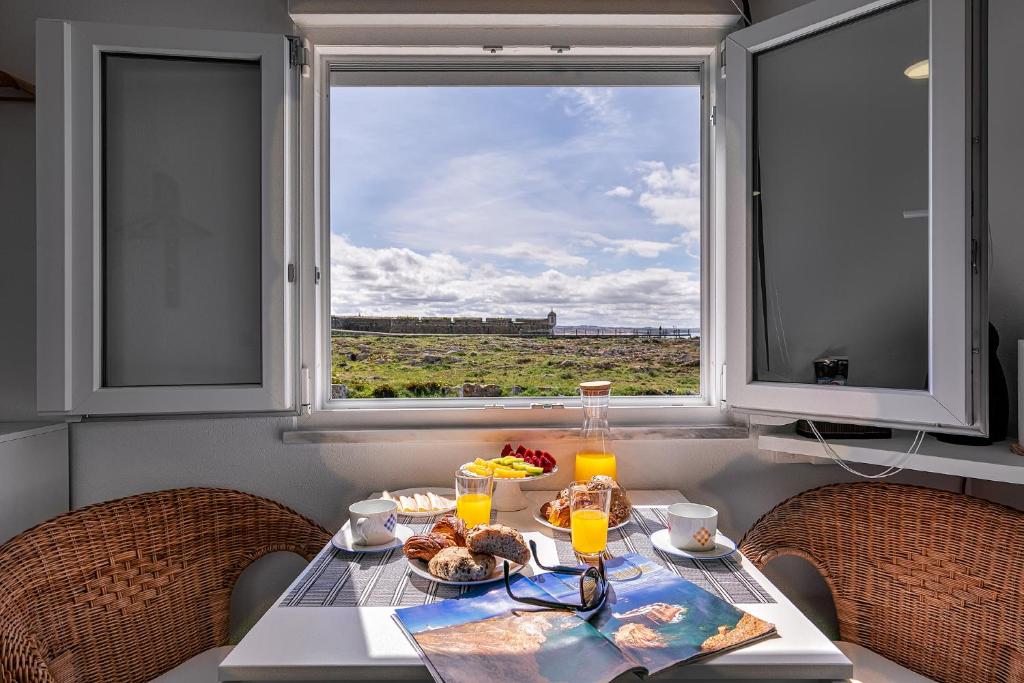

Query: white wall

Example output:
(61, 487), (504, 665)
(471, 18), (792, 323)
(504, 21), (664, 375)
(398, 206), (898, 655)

(1, 0), (1022, 641)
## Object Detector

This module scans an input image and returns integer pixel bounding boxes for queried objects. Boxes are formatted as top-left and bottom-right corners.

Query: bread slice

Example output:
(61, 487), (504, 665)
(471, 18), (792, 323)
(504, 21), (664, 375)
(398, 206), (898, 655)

(427, 547), (496, 582)
(465, 524), (531, 565)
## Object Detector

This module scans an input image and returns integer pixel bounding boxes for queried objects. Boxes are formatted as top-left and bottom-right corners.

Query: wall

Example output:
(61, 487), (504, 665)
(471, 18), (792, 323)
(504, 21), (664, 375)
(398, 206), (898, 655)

(1, 0), (1022, 643)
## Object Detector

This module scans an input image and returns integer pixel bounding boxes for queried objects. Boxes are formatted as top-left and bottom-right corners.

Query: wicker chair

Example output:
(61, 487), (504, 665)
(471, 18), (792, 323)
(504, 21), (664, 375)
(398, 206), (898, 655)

(0, 487), (330, 683)
(740, 482), (1024, 683)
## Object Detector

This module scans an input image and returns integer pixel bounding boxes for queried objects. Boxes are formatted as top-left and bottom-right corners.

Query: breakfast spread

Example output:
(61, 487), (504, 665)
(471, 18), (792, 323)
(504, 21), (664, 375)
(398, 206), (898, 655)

(463, 443), (557, 479)
(381, 490), (455, 514)
(543, 475), (632, 529)
(402, 516), (531, 582)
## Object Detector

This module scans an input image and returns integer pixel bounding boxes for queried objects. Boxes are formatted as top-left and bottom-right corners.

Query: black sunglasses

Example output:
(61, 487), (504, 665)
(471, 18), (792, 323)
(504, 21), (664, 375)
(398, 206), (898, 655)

(503, 540), (608, 613)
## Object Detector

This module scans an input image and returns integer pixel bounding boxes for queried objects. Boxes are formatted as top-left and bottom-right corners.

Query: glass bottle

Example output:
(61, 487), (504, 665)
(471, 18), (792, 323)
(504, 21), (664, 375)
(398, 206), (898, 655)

(575, 380), (617, 481)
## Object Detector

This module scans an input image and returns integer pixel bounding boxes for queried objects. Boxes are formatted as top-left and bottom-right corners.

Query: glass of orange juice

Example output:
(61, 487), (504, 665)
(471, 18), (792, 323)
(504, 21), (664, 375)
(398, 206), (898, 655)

(455, 469), (493, 528)
(569, 482), (612, 563)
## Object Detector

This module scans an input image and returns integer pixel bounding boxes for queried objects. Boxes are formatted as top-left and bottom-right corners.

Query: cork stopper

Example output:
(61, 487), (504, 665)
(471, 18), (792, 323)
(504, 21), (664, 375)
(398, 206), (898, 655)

(579, 380), (612, 396)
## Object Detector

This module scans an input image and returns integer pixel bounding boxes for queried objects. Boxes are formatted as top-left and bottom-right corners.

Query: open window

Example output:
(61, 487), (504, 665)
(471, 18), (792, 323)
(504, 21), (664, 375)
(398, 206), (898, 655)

(725, 0), (986, 434)
(36, 21), (298, 416)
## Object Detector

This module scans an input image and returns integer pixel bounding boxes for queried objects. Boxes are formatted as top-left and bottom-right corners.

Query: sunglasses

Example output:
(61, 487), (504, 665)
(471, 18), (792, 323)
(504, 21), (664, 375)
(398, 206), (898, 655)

(503, 540), (608, 613)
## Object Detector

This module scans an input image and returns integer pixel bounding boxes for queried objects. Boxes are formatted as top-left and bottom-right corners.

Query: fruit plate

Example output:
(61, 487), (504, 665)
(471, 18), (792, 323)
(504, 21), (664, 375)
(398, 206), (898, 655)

(459, 462), (559, 512)
(406, 556), (526, 586)
(377, 488), (456, 518)
(533, 501), (632, 533)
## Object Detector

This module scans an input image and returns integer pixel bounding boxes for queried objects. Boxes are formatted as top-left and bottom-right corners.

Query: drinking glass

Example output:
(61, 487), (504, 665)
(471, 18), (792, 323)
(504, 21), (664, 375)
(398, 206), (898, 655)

(569, 482), (612, 563)
(455, 469), (493, 528)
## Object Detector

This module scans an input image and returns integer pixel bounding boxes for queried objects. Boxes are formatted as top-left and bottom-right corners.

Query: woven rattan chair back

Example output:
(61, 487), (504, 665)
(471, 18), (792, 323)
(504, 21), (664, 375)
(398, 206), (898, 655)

(0, 487), (330, 683)
(740, 482), (1024, 683)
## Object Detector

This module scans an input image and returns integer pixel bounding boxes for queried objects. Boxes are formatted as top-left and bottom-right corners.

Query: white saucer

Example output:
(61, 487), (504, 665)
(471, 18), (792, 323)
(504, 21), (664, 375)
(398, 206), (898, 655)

(650, 529), (738, 560)
(331, 522), (413, 553)
(406, 557), (526, 586)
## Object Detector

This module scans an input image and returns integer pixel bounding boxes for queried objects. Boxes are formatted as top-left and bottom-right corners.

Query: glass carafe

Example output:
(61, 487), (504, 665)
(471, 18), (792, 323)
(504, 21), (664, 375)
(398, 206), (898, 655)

(575, 381), (617, 481)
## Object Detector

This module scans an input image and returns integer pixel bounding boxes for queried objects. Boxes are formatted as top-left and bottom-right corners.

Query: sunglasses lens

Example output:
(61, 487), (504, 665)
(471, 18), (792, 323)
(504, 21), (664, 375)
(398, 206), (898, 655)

(581, 571), (605, 607)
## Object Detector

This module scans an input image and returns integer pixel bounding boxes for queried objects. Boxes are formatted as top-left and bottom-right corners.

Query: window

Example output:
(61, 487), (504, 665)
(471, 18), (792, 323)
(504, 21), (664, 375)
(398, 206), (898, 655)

(323, 59), (711, 410)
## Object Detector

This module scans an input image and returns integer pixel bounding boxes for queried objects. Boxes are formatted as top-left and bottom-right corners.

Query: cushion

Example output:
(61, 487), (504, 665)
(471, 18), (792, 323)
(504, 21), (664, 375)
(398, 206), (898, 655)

(835, 641), (936, 683)
(147, 646), (233, 683)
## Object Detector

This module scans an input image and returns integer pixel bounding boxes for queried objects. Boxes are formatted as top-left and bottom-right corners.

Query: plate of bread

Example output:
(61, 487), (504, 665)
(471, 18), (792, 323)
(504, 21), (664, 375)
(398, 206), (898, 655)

(380, 488), (456, 517)
(534, 475), (633, 532)
(402, 515), (531, 585)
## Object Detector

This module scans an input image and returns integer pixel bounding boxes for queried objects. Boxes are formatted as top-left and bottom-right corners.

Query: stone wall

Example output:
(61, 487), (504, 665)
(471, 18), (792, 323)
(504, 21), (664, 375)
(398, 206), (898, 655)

(332, 312), (556, 336)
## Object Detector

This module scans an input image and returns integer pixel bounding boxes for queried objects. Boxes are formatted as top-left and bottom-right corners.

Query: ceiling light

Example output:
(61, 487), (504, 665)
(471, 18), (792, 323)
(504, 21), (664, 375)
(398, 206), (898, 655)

(904, 59), (929, 79)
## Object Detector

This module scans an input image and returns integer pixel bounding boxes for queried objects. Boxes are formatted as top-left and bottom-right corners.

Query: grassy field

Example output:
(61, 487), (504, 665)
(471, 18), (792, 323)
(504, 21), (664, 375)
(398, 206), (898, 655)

(331, 334), (700, 399)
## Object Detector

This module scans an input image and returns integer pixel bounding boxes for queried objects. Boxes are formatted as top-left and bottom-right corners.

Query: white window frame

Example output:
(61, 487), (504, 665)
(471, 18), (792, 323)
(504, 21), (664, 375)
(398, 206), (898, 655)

(724, 0), (987, 434)
(298, 42), (728, 429)
(36, 20), (298, 416)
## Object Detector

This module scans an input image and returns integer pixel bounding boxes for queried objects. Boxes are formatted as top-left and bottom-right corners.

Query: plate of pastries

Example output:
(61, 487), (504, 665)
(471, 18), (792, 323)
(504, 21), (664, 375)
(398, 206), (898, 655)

(535, 475), (633, 532)
(380, 488), (456, 517)
(402, 515), (531, 585)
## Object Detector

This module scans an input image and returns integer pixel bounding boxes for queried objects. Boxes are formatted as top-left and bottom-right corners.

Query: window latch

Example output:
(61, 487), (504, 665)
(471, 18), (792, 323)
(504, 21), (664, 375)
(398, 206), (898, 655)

(530, 402), (565, 409)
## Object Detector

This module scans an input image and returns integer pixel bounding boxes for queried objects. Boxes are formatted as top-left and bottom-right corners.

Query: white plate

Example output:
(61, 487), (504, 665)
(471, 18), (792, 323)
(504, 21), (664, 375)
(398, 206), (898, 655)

(378, 488), (457, 518)
(650, 529), (738, 560)
(532, 501), (631, 533)
(406, 556), (526, 586)
(332, 522), (414, 553)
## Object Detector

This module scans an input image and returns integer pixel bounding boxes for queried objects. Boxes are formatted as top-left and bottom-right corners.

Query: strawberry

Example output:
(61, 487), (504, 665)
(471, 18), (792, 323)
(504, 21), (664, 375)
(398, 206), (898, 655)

(501, 443), (514, 457)
(516, 444), (527, 455)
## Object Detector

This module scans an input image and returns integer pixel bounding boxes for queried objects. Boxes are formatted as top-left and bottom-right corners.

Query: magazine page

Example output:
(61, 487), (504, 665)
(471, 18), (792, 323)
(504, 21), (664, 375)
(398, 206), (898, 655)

(539, 553), (776, 676)
(394, 575), (642, 683)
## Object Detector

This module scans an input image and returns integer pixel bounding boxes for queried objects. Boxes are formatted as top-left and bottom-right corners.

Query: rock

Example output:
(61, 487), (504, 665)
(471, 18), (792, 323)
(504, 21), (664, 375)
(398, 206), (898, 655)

(462, 382), (502, 397)
(510, 385), (525, 395)
(331, 384), (348, 399)
(421, 354), (443, 364)
(348, 351), (367, 361)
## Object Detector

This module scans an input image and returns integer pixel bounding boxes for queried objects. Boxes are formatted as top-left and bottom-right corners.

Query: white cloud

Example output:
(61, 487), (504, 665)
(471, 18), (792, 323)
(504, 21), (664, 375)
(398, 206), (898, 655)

(633, 161), (702, 250)
(550, 87), (627, 129)
(604, 186), (634, 198)
(575, 232), (679, 259)
(330, 234), (699, 327)
(463, 242), (588, 269)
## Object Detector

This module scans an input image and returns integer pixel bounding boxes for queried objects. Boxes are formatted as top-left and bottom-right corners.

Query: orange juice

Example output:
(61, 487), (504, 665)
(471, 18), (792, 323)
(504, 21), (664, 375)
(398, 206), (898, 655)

(571, 509), (610, 555)
(456, 493), (491, 527)
(575, 451), (617, 481)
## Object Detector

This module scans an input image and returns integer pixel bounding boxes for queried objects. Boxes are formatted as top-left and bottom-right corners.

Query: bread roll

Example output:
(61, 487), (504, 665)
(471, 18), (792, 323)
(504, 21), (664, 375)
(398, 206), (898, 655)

(465, 524), (531, 565)
(427, 547), (496, 582)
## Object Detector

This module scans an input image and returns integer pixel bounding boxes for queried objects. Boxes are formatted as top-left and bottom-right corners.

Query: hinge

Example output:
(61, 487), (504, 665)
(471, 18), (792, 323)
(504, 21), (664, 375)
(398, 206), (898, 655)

(720, 363), (727, 405)
(710, 105), (718, 126)
(287, 35), (309, 68)
(287, 263), (296, 283)
(314, 266), (321, 285)
(300, 366), (311, 415)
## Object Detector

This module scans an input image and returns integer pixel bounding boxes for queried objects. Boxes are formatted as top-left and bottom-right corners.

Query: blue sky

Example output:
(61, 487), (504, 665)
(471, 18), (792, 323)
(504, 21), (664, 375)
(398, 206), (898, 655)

(330, 86), (701, 327)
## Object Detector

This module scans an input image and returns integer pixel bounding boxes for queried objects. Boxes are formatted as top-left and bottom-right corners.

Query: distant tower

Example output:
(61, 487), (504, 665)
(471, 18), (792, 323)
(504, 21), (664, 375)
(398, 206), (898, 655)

(547, 310), (557, 328)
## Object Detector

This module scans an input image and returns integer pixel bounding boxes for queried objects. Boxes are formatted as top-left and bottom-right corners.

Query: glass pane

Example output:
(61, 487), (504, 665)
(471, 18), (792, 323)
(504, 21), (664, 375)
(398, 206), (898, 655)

(329, 85), (702, 400)
(103, 54), (262, 387)
(752, 0), (929, 390)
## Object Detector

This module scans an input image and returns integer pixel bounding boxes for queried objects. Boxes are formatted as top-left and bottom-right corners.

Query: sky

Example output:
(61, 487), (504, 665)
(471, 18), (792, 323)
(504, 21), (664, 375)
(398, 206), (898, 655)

(330, 85), (701, 328)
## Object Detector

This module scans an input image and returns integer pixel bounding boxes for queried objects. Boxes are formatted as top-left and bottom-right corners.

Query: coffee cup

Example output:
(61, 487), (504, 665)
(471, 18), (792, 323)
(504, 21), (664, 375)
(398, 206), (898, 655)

(666, 503), (718, 551)
(349, 499), (398, 546)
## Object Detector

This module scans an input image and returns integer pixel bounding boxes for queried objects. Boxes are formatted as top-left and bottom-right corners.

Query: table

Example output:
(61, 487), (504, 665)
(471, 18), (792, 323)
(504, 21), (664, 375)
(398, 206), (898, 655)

(220, 490), (852, 682)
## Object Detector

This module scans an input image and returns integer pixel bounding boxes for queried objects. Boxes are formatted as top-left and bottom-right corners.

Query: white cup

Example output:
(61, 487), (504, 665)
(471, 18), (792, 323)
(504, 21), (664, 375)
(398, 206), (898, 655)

(349, 499), (398, 546)
(667, 503), (718, 551)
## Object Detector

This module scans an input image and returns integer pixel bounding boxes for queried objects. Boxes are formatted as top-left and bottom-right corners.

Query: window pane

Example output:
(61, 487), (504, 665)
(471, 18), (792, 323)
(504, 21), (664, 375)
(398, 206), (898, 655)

(103, 54), (262, 387)
(329, 85), (701, 399)
(752, 0), (929, 390)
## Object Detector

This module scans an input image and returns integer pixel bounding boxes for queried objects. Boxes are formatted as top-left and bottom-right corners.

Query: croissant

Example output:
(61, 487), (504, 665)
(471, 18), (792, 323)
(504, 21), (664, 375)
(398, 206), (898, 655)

(402, 533), (456, 562)
(430, 514), (468, 547)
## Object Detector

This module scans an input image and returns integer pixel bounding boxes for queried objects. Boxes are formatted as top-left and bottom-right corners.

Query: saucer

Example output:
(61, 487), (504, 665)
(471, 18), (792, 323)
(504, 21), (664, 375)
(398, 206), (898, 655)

(331, 522), (413, 553)
(650, 529), (738, 560)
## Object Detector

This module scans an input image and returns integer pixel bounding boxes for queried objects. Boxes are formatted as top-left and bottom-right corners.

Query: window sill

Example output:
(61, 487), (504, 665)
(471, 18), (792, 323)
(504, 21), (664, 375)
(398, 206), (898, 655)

(282, 424), (748, 444)
(758, 432), (1024, 485)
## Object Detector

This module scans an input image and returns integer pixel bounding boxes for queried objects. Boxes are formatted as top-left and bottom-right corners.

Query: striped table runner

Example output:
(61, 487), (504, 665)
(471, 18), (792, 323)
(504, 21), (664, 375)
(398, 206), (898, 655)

(281, 507), (774, 608)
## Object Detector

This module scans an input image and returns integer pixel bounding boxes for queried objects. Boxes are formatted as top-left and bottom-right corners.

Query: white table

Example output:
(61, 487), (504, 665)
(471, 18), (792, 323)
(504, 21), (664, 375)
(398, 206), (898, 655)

(220, 490), (852, 682)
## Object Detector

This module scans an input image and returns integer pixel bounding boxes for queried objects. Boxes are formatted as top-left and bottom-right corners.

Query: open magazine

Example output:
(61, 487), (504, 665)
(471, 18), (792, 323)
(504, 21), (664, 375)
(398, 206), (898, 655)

(394, 553), (776, 683)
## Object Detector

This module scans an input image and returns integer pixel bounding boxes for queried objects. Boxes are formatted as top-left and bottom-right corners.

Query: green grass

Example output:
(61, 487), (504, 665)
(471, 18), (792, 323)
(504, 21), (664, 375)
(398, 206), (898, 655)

(331, 334), (700, 399)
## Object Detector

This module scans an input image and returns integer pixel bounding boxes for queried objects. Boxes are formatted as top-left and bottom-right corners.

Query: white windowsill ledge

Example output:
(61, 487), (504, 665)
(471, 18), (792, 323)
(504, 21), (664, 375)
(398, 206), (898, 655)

(283, 424), (748, 444)
(759, 432), (1024, 485)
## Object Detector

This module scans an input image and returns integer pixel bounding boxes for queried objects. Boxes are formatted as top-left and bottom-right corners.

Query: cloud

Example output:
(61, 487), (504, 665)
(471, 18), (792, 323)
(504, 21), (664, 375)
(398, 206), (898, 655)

(633, 161), (702, 250)
(551, 87), (627, 129)
(463, 242), (588, 269)
(575, 232), (679, 259)
(330, 234), (699, 327)
(605, 186), (634, 198)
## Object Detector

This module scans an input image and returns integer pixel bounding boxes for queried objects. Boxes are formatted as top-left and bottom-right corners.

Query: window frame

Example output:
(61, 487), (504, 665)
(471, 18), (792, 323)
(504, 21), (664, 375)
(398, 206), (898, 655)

(36, 20), (299, 417)
(723, 0), (987, 434)
(300, 44), (726, 428)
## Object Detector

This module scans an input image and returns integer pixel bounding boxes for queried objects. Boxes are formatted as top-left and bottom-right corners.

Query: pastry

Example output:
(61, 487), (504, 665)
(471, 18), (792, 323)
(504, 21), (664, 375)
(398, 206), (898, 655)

(382, 490), (455, 514)
(545, 498), (571, 528)
(465, 524), (531, 565)
(430, 514), (467, 547)
(548, 476), (632, 528)
(402, 533), (455, 562)
(427, 547), (496, 582)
